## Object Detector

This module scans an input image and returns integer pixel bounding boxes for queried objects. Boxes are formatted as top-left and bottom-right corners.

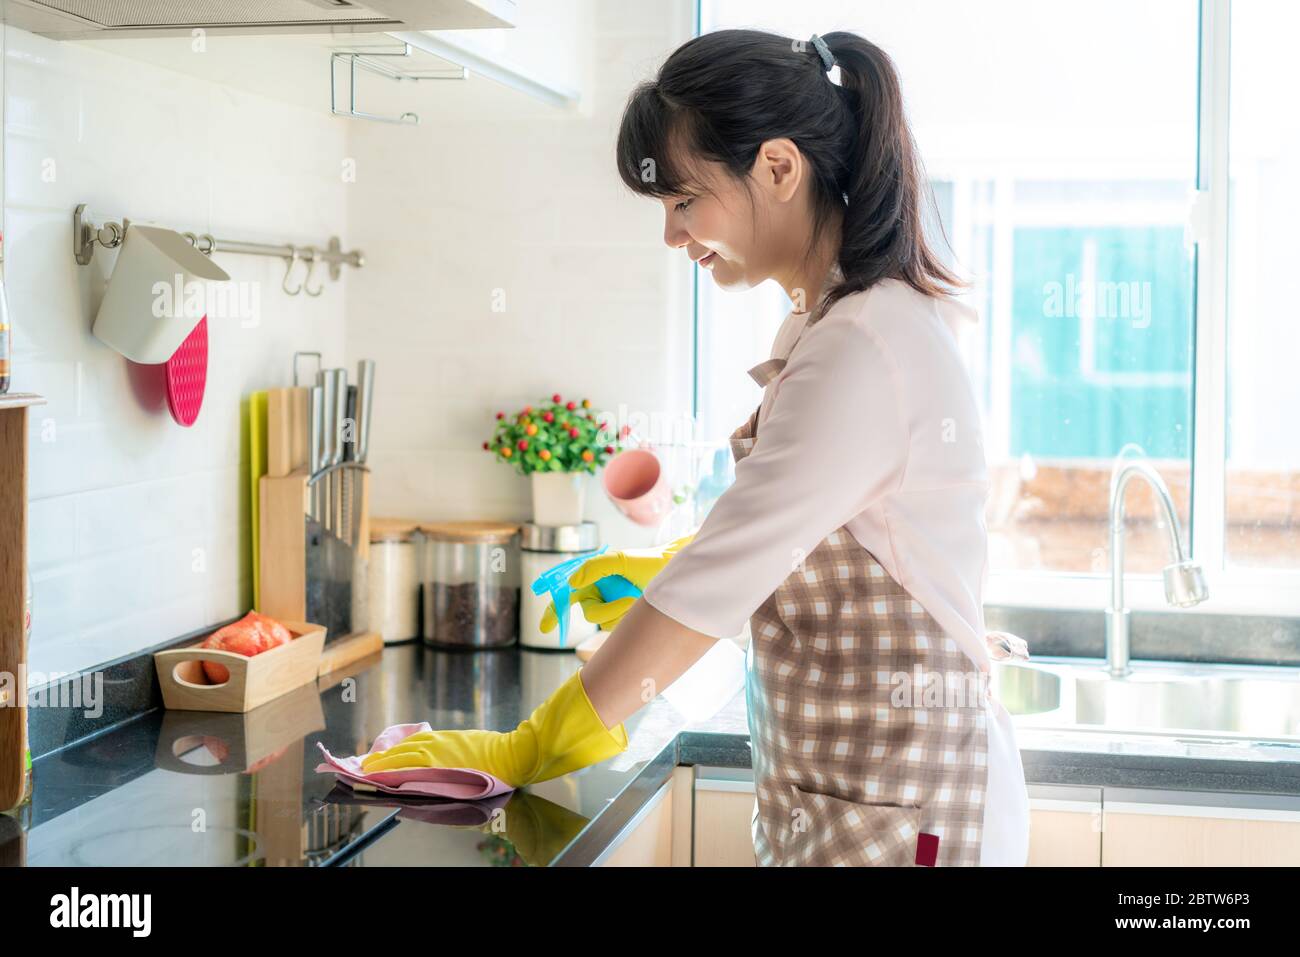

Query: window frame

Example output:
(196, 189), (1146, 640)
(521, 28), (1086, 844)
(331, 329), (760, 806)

(692, 0), (1300, 616)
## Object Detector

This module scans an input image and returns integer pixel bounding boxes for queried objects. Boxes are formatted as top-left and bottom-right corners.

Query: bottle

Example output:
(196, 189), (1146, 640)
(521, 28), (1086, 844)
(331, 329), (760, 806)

(0, 232), (10, 395)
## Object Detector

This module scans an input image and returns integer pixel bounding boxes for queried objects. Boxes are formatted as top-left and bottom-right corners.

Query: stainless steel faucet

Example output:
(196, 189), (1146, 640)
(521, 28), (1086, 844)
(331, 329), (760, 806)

(1106, 453), (1209, 677)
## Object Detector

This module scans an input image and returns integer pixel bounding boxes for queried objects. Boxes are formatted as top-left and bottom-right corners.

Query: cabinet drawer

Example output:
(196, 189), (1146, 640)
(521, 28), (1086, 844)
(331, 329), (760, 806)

(694, 767), (757, 867)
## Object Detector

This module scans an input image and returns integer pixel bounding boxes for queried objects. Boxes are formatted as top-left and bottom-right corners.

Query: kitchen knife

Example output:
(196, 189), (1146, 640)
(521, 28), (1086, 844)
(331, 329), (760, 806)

(355, 359), (375, 464)
(330, 369), (348, 467)
(342, 386), (357, 544)
(317, 371), (337, 469)
(317, 370), (337, 533)
(329, 369), (348, 535)
(309, 385), (324, 522)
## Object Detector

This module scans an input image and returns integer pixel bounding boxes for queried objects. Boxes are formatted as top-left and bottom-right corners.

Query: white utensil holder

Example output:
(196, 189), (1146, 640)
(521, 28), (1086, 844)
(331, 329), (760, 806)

(92, 223), (231, 364)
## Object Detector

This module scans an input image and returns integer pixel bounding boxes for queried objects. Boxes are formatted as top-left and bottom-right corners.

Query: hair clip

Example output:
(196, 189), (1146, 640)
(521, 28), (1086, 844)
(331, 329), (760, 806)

(809, 34), (835, 72)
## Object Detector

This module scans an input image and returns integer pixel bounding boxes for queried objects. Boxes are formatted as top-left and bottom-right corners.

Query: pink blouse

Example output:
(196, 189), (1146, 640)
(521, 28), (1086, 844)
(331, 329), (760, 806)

(642, 278), (1030, 866)
(644, 278), (992, 672)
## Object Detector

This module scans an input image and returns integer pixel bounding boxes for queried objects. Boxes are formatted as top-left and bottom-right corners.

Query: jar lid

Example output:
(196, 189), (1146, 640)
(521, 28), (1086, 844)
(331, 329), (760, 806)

(369, 517), (421, 543)
(419, 520), (520, 544)
(520, 521), (600, 552)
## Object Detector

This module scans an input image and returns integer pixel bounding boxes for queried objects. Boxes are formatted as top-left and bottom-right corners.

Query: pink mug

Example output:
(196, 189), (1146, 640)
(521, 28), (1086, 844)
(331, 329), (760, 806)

(602, 448), (672, 526)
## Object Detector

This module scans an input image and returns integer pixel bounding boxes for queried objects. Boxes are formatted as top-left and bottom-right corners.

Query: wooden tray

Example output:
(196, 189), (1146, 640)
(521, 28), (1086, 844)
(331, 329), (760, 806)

(154, 682), (325, 774)
(155, 620), (325, 713)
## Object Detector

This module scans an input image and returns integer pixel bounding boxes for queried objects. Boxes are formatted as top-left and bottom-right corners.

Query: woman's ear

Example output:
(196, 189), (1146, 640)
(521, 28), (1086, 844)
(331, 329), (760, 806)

(751, 138), (803, 203)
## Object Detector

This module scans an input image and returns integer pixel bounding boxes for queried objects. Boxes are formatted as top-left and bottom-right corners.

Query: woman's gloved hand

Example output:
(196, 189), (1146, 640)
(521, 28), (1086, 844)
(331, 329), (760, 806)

(985, 630), (1029, 662)
(359, 670), (627, 788)
(539, 534), (695, 634)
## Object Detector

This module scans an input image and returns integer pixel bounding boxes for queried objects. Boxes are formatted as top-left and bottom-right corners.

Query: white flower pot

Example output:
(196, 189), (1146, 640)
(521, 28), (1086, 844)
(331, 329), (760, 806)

(531, 471), (587, 526)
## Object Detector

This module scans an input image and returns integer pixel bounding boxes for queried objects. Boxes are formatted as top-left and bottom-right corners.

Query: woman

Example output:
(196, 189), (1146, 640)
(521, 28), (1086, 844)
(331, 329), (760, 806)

(364, 28), (1031, 867)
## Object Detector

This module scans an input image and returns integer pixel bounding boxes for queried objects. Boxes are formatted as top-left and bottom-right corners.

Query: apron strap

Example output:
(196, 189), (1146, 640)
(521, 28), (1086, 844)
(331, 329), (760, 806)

(746, 357), (787, 388)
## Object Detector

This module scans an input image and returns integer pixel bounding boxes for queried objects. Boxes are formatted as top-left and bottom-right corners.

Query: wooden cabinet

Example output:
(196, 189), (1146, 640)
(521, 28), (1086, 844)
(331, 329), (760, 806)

(1100, 789), (1300, 867)
(1027, 785), (1103, 866)
(689, 771), (1107, 868)
(596, 767), (692, 867)
(694, 768), (758, 867)
(0, 394), (43, 813)
(594, 769), (1300, 867)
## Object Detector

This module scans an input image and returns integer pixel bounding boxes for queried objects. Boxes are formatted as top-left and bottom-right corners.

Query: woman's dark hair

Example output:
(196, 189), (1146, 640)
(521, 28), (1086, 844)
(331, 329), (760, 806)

(616, 29), (962, 314)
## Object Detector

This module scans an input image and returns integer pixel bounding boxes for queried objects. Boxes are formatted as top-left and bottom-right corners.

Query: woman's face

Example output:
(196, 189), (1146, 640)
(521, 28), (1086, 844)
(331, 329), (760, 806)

(660, 170), (761, 291)
(659, 140), (808, 292)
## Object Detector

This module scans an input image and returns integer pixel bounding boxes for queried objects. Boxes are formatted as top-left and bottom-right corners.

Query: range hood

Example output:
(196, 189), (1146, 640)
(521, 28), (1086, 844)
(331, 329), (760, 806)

(1, 0), (516, 39)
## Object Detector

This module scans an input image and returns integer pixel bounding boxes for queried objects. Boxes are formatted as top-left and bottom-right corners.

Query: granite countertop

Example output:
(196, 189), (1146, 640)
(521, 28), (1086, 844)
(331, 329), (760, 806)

(0, 644), (746, 868)
(3, 643), (1300, 868)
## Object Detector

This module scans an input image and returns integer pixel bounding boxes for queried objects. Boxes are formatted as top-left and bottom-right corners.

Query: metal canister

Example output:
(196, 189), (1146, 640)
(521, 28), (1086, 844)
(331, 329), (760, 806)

(519, 522), (602, 651)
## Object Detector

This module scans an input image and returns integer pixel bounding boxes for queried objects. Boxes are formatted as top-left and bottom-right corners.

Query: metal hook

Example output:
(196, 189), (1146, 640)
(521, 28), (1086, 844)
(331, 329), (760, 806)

(181, 232), (216, 256)
(282, 249), (304, 296)
(301, 247), (325, 297)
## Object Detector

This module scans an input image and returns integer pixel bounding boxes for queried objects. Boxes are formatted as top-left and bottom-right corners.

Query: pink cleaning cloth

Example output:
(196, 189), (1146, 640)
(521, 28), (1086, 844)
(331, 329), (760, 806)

(314, 722), (514, 800)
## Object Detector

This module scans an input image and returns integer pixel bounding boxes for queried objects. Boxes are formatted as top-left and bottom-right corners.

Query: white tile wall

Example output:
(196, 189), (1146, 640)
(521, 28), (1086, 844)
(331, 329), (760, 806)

(343, 0), (696, 546)
(7, 0), (697, 676)
(6, 29), (350, 676)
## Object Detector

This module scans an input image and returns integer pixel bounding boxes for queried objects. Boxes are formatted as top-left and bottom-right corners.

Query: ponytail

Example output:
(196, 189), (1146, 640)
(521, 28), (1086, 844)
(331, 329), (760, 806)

(820, 31), (963, 311)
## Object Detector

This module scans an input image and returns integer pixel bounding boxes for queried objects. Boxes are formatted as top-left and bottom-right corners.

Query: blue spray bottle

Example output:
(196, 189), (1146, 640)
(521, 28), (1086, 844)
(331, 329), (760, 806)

(531, 546), (641, 647)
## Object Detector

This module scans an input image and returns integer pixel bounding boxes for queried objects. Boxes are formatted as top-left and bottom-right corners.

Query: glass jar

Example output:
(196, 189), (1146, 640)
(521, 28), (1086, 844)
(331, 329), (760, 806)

(368, 519), (420, 646)
(420, 522), (520, 649)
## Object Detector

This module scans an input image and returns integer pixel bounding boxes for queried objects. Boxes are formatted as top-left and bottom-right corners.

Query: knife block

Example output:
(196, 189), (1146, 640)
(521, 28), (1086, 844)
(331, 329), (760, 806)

(0, 394), (44, 813)
(258, 468), (382, 677)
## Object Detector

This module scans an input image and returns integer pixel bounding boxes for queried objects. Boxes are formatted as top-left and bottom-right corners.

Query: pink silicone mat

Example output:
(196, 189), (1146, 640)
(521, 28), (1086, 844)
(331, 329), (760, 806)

(165, 315), (208, 427)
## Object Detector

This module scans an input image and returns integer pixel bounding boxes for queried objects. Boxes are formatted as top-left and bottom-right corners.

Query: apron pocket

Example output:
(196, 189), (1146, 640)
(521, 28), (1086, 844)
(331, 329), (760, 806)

(787, 786), (924, 866)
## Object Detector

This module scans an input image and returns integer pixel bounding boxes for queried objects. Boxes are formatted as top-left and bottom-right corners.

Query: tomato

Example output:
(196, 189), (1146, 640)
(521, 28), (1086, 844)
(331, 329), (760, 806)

(199, 611), (291, 684)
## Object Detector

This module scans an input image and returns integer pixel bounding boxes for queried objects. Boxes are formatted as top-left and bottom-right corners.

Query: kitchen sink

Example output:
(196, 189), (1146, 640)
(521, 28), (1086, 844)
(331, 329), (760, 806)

(991, 658), (1300, 741)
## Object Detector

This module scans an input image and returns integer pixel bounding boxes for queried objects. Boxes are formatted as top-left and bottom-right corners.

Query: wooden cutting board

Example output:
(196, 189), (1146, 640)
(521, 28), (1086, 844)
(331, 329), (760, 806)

(248, 392), (268, 610)
(266, 387), (310, 478)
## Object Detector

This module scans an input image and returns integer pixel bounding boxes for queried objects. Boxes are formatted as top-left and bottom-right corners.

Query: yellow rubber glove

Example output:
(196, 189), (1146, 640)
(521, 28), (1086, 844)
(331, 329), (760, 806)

(539, 534), (695, 634)
(360, 670), (627, 788)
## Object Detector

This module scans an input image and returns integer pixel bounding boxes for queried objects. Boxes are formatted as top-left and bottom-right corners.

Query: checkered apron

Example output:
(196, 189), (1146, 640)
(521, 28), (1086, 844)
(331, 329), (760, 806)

(735, 355), (990, 867)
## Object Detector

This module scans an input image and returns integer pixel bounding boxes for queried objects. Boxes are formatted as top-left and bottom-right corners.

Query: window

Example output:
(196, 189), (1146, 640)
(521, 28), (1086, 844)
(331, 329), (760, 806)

(695, 0), (1295, 611)
(1225, 1), (1300, 570)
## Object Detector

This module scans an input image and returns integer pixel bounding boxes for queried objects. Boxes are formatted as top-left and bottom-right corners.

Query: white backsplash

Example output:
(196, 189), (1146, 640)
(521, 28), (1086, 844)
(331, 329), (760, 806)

(7, 29), (349, 676)
(343, 0), (695, 545)
(8, 0), (696, 677)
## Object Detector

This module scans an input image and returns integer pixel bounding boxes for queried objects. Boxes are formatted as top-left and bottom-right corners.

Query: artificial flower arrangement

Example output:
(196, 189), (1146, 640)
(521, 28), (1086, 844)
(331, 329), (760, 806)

(484, 394), (620, 476)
